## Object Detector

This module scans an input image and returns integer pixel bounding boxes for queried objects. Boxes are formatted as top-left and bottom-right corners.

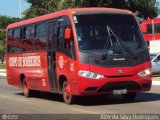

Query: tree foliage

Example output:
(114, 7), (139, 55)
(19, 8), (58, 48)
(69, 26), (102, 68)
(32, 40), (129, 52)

(0, 16), (20, 29)
(23, 0), (82, 19)
(0, 16), (20, 64)
(84, 0), (160, 19)
(24, 0), (160, 19)
(0, 36), (5, 64)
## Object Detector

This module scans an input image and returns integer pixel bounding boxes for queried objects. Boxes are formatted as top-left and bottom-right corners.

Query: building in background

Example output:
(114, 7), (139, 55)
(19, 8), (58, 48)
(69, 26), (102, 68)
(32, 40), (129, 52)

(141, 18), (160, 53)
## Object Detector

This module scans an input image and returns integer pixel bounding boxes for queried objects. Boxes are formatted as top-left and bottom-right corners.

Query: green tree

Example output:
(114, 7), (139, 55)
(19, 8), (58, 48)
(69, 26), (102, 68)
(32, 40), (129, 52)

(0, 30), (5, 64)
(24, 0), (160, 19)
(79, 0), (160, 19)
(0, 30), (6, 64)
(0, 16), (20, 64)
(23, 0), (83, 19)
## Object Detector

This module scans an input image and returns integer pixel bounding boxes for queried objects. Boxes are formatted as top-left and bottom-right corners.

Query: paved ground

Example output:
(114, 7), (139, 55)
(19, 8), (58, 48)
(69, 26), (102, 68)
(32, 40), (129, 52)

(0, 71), (160, 120)
(0, 69), (6, 77)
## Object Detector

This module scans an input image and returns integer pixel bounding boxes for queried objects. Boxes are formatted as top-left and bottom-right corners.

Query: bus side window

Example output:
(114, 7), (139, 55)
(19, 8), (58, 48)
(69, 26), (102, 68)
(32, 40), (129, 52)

(35, 22), (48, 51)
(7, 30), (13, 54)
(57, 16), (76, 60)
(12, 28), (22, 53)
(57, 16), (71, 49)
(22, 25), (35, 52)
(57, 21), (65, 49)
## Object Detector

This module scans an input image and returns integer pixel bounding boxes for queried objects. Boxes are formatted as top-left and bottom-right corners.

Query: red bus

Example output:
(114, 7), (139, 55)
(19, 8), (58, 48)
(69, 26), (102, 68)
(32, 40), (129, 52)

(6, 8), (152, 104)
(141, 18), (160, 53)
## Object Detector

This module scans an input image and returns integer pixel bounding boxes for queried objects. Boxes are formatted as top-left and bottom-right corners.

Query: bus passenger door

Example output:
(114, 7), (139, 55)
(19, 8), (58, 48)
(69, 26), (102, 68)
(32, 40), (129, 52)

(48, 21), (58, 91)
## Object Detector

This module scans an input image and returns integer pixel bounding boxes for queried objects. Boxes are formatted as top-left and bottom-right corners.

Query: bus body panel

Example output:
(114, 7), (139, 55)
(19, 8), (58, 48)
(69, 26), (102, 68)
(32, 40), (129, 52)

(72, 61), (151, 96)
(56, 52), (79, 94)
(6, 52), (51, 92)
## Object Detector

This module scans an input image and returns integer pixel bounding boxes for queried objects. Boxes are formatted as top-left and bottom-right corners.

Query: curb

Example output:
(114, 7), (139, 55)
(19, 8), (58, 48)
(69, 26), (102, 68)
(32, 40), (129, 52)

(0, 73), (6, 76)
(0, 69), (6, 72)
(152, 77), (160, 81)
(152, 81), (160, 86)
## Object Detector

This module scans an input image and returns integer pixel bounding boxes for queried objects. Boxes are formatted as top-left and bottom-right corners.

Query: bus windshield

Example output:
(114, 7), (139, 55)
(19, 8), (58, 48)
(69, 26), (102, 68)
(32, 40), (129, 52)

(73, 14), (146, 55)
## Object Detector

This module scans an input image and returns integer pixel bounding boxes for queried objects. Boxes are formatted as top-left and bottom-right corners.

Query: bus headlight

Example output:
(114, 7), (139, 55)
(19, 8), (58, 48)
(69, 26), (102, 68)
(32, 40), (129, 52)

(138, 68), (151, 77)
(78, 71), (104, 79)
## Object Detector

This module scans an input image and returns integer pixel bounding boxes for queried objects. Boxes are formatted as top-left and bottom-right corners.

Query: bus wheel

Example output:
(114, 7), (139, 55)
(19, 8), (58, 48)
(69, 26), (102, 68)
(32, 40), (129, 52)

(62, 81), (75, 104)
(23, 79), (31, 98)
(122, 92), (137, 101)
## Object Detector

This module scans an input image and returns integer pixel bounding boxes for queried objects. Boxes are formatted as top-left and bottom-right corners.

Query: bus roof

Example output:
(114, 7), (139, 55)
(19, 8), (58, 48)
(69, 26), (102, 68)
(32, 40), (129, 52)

(7, 8), (132, 30)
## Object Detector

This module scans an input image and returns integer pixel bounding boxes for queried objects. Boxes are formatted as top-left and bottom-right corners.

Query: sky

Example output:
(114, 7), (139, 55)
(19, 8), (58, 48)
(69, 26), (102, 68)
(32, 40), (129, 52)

(0, 0), (160, 18)
(0, 0), (30, 18)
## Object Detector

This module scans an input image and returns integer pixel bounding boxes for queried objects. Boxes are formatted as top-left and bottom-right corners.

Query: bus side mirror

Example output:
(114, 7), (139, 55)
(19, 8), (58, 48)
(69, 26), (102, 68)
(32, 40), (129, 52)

(64, 28), (71, 40)
(140, 23), (147, 33)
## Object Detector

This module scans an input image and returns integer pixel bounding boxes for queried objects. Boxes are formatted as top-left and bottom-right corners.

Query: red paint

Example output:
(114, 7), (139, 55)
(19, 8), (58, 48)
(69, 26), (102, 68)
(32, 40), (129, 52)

(72, 62), (152, 95)
(6, 52), (51, 92)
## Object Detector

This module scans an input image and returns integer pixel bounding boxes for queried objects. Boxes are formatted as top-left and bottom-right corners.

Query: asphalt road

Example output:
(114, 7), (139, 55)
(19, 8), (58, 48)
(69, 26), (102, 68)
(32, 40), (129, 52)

(0, 73), (160, 120)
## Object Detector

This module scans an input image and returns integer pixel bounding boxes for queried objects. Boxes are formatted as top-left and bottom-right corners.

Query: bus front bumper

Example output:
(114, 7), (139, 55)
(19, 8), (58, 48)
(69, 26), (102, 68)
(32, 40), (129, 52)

(72, 75), (152, 96)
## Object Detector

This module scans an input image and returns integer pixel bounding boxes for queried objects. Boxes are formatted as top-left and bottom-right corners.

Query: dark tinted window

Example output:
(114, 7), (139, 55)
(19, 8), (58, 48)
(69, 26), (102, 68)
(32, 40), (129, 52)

(57, 16), (70, 49)
(22, 26), (35, 52)
(58, 27), (65, 48)
(146, 23), (160, 34)
(12, 28), (22, 53)
(35, 23), (48, 50)
(155, 24), (160, 33)
(147, 24), (152, 34)
(26, 26), (35, 39)
(57, 16), (76, 59)
(7, 30), (13, 53)
(59, 27), (64, 38)
(48, 22), (58, 49)
(13, 29), (21, 40)
(74, 14), (146, 55)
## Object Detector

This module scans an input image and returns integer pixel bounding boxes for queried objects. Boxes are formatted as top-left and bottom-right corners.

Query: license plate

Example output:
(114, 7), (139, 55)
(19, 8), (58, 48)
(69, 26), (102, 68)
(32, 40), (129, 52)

(113, 89), (127, 95)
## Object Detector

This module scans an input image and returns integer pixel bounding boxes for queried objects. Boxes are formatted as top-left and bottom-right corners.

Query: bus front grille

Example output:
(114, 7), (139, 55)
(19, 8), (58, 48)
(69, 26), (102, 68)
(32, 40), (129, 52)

(97, 81), (141, 92)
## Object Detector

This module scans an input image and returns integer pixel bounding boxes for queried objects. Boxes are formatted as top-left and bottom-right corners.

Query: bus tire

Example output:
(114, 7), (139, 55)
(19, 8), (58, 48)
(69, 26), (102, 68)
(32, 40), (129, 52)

(23, 79), (32, 98)
(122, 92), (137, 101)
(62, 81), (75, 104)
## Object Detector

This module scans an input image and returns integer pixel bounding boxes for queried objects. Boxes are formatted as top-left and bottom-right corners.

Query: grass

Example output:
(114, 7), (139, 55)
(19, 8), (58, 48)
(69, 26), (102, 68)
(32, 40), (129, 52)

(0, 64), (6, 69)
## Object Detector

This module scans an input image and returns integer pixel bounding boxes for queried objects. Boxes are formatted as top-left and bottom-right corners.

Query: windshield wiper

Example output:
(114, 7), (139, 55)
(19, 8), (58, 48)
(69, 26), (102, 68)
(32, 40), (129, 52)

(101, 25), (136, 60)
(101, 26), (113, 60)
(110, 27), (138, 59)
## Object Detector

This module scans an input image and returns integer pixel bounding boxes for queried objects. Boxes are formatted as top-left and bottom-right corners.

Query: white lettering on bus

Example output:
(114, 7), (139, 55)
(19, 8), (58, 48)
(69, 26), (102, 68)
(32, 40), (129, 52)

(9, 56), (41, 67)
(9, 57), (18, 67)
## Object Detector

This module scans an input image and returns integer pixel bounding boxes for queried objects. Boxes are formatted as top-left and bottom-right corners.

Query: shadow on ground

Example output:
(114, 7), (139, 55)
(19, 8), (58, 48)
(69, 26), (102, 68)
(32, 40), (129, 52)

(16, 91), (160, 106)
